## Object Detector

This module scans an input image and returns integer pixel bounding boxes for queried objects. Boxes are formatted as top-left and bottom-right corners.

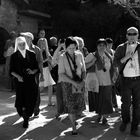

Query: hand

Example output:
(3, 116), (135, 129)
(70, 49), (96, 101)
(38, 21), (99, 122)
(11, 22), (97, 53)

(40, 74), (44, 82)
(125, 51), (133, 60)
(79, 80), (85, 89)
(26, 68), (34, 75)
(58, 40), (65, 49)
(17, 76), (23, 82)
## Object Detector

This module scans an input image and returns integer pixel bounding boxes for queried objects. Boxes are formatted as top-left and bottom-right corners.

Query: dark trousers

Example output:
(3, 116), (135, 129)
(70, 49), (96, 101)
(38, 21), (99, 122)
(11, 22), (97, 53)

(121, 77), (140, 132)
(112, 85), (118, 108)
(56, 82), (64, 114)
(34, 74), (40, 114)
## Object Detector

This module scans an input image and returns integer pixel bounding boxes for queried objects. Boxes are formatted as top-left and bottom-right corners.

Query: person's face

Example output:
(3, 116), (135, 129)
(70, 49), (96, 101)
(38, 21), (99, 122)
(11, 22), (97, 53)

(40, 40), (46, 50)
(107, 43), (113, 50)
(97, 43), (106, 53)
(66, 44), (76, 55)
(25, 36), (32, 46)
(18, 42), (26, 51)
(50, 38), (57, 46)
(39, 30), (45, 38)
(126, 29), (139, 43)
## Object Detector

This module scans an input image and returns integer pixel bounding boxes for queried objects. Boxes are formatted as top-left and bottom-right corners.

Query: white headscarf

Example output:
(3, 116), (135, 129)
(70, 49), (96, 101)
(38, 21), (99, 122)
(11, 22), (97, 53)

(14, 36), (29, 58)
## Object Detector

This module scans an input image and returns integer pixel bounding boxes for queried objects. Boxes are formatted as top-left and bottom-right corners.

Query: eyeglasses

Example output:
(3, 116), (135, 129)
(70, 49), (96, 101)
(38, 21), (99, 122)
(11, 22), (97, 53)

(127, 33), (138, 36)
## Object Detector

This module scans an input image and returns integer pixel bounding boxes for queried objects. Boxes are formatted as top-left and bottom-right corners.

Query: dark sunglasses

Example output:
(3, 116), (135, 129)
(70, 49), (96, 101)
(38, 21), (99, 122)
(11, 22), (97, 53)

(127, 33), (138, 36)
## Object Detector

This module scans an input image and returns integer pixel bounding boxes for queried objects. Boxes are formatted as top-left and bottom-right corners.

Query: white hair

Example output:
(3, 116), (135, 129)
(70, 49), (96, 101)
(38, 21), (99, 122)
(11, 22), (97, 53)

(73, 36), (84, 48)
(14, 36), (29, 52)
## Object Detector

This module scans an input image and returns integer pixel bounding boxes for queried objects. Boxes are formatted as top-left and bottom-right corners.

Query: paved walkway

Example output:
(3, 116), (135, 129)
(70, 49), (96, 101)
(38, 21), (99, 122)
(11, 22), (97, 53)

(0, 90), (139, 140)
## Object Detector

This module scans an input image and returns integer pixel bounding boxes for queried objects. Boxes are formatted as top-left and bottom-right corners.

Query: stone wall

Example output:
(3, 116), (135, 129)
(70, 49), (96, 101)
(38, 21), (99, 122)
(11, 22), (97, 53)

(0, 0), (17, 32)
(0, 0), (39, 34)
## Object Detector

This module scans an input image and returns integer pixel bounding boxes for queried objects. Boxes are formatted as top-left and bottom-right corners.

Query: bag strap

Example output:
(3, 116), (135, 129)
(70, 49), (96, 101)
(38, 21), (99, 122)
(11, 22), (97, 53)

(65, 52), (77, 80)
(66, 52), (77, 72)
(121, 43), (140, 74)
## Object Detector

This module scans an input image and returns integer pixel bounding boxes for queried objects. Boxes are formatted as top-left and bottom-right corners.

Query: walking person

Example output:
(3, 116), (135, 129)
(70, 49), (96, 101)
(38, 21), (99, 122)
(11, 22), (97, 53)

(3, 31), (17, 91)
(114, 27), (140, 137)
(38, 38), (56, 106)
(52, 38), (66, 118)
(106, 38), (119, 112)
(88, 38), (114, 124)
(20, 32), (44, 116)
(10, 36), (39, 128)
(85, 50), (99, 113)
(58, 37), (86, 135)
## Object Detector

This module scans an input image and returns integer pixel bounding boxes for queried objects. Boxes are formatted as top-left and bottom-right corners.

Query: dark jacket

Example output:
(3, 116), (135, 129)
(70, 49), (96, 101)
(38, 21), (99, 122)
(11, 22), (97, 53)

(113, 42), (140, 75)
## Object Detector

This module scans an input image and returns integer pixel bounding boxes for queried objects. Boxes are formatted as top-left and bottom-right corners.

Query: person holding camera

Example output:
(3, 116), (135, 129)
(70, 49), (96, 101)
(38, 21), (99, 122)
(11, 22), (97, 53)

(52, 38), (66, 118)
(58, 36), (86, 135)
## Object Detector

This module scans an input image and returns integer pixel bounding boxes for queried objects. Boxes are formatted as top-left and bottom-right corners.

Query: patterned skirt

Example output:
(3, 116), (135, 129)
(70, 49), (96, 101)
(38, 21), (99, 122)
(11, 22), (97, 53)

(62, 82), (85, 114)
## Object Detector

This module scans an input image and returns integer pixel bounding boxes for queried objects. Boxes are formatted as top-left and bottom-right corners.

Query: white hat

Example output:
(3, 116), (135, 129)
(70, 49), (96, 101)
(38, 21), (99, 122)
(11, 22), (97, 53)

(20, 32), (34, 40)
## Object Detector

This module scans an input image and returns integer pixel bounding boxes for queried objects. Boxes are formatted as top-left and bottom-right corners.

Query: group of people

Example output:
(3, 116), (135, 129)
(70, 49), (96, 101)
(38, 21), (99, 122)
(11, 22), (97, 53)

(3, 26), (140, 137)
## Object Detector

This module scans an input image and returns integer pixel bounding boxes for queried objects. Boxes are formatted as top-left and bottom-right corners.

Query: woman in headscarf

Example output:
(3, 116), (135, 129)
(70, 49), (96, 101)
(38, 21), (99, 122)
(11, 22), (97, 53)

(10, 36), (39, 128)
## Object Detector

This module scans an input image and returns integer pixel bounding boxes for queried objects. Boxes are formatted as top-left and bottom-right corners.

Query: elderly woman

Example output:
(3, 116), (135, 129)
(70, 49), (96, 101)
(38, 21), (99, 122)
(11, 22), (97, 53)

(10, 36), (39, 128)
(58, 37), (86, 135)
(37, 38), (56, 106)
(86, 38), (114, 124)
(73, 36), (89, 57)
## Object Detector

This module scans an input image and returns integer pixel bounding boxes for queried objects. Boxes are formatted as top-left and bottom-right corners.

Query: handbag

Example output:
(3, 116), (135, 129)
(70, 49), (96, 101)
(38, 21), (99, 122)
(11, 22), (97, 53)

(66, 52), (84, 93)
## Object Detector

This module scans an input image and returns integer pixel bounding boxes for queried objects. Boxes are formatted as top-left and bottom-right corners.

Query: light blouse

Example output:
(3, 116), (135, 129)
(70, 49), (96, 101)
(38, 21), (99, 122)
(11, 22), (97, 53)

(58, 50), (86, 82)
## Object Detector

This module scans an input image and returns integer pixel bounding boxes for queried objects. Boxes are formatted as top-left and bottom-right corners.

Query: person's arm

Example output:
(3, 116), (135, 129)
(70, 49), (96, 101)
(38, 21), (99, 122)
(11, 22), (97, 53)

(11, 72), (23, 82)
(85, 53), (96, 69)
(81, 53), (86, 81)
(52, 43), (65, 66)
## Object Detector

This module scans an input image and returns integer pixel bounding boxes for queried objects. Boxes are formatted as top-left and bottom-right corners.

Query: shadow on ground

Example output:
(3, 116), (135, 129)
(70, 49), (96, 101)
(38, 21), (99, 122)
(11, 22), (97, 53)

(0, 91), (139, 140)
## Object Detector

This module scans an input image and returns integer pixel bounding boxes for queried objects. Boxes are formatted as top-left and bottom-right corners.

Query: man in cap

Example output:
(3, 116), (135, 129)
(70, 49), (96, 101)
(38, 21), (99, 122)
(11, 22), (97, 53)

(20, 32), (44, 116)
(114, 27), (140, 137)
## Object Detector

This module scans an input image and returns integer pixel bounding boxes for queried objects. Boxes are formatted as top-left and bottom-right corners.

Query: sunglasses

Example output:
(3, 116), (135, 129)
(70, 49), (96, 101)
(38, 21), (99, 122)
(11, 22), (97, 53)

(127, 33), (138, 36)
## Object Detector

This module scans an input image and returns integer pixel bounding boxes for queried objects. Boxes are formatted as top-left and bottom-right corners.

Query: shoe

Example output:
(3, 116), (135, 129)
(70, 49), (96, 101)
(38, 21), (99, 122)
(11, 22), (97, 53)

(75, 121), (78, 126)
(102, 117), (108, 125)
(114, 107), (120, 113)
(34, 111), (40, 117)
(119, 122), (127, 132)
(48, 103), (55, 106)
(97, 116), (101, 122)
(34, 108), (40, 117)
(71, 131), (78, 135)
(55, 113), (60, 119)
(23, 119), (29, 128)
(131, 130), (140, 137)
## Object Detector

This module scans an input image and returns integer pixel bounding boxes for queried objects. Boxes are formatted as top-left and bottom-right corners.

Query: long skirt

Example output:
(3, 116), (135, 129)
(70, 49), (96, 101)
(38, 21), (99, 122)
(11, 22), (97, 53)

(56, 82), (64, 114)
(15, 81), (38, 117)
(88, 91), (98, 112)
(62, 82), (85, 114)
(96, 86), (113, 115)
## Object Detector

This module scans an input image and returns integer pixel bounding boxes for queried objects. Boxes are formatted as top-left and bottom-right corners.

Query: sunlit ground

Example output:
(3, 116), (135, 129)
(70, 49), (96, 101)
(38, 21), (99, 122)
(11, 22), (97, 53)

(0, 93), (139, 140)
